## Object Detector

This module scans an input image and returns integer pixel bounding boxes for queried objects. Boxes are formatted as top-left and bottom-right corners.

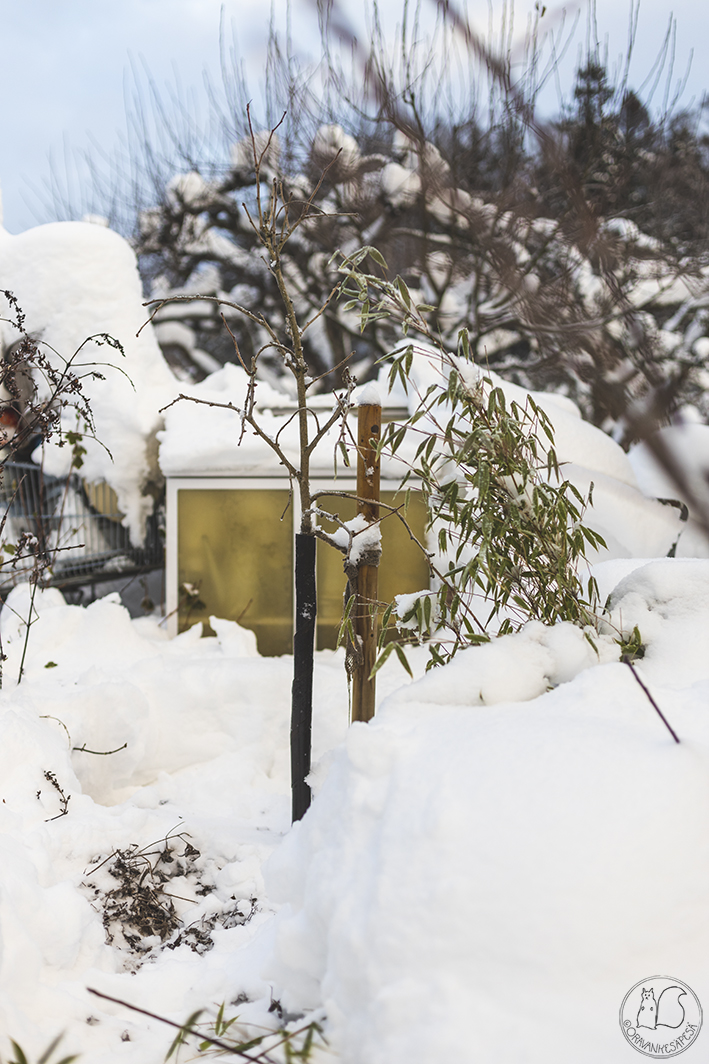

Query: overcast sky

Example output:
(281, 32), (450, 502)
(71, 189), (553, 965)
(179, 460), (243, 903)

(1, 0), (707, 235)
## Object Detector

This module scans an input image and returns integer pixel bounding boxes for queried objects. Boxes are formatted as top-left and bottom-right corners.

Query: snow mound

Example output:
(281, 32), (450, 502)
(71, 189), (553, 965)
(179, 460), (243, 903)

(265, 559), (709, 1064)
(1, 554), (708, 1061)
(0, 584), (304, 806)
(0, 221), (176, 542)
(0, 583), (372, 1060)
(386, 619), (617, 707)
(629, 423), (709, 558)
(157, 362), (292, 475)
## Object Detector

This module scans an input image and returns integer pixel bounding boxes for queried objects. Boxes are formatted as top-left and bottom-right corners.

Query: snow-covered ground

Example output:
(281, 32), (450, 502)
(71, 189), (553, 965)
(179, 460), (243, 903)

(0, 554), (708, 1063)
(0, 584), (352, 1061)
(3, 219), (709, 1062)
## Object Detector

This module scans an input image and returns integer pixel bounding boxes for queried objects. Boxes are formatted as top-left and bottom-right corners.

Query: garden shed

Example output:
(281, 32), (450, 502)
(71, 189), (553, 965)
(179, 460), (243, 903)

(160, 372), (430, 655)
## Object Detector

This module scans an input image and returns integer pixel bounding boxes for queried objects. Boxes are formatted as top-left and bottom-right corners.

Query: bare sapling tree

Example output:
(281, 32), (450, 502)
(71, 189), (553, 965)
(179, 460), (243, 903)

(152, 112), (388, 820)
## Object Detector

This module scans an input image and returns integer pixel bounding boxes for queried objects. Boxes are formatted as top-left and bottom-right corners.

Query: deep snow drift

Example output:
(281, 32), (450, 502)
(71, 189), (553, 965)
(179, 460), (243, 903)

(1, 557), (709, 1063)
(266, 558), (709, 1064)
(0, 221), (176, 543)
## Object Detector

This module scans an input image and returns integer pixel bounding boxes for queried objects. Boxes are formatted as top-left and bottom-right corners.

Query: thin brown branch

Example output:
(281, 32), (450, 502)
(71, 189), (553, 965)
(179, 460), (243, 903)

(300, 282), (341, 338)
(86, 989), (261, 1060)
(73, 742), (128, 756)
(140, 295), (275, 343)
(220, 313), (251, 374)
(305, 392), (354, 456)
(158, 392), (300, 478)
(306, 351), (354, 389)
(623, 658), (680, 743)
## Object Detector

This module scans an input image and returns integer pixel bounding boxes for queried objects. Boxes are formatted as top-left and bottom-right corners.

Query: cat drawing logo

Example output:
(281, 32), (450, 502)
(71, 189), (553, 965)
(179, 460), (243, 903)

(620, 976), (702, 1057)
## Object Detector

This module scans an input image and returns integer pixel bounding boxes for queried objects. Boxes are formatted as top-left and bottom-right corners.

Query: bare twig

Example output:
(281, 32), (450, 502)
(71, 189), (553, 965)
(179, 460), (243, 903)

(73, 742), (128, 756)
(86, 989), (258, 1059)
(86, 988), (322, 1064)
(623, 657), (680, 743)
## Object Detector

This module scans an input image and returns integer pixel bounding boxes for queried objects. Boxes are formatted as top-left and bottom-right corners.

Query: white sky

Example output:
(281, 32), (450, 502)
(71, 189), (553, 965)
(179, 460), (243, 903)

(0, 0), (707, 235)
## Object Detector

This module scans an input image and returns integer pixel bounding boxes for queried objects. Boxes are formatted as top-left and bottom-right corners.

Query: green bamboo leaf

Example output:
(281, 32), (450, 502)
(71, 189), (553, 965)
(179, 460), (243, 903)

(337, 594), (357, 649)
(540, 419), (555, 444)
(38, 1038), (65, 1064)
(393, 642), (414, 677)
(457, 329), (471, 360)
(584, 631), (599, 654)
(10, 1043), (30, 1064)
(404, 344), (414, 375)
(379, 602), (395, 645)
(395, 276), (412, 308)
(366, 246), (388, 269)
(229, 1035), (266, 1053)
(370, 641), (396, 678)
(214, 1002), (227, 1036)
(165, 1010), (203, 1060)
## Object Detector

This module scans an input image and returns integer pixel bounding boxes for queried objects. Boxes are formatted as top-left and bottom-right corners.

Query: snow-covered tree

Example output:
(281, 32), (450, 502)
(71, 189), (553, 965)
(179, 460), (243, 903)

(55, 1), (709, 441)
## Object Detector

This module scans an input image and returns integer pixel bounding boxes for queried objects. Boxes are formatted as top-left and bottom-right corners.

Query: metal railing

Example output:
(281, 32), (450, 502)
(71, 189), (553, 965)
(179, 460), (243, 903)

(0, 461), (163, 590)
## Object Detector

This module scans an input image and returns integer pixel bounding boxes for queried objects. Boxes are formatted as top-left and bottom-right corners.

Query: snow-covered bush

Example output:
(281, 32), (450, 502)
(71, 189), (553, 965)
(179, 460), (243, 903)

(336, 258), (607, 665)
(0, 292), (133, 683)
(379, 343), (607, 666)
(136, 111), (709, 439)
(0, 221), (177, 544)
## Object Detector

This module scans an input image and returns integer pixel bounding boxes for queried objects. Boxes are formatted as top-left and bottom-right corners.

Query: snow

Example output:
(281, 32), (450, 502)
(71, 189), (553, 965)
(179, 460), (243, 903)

(400, 338), (639, 487)
(166, 172), (214, 211)
(4, 227), (709, 1062)
(387, 340), (685, 562)
(356, 381), (381, 406)
(0, 584), (358, 1060)
(152, 319), (222, 377)
(628, 423), (709, 558)
(327, 513), (382, 565)
(158, 365), (396, 478)
(629, 422), (709, 504)
(231, 131), (280, 177)
(265, 559), (709, 1064)
(157, 340), (686, 565)
(1, 547), (709, 1061)
(384, 619), (619, 706)
(0, 222), (177, 543)
(312, 125), (360, 170)
(381, 162), (422, 208)
(157, 363), (307, 476)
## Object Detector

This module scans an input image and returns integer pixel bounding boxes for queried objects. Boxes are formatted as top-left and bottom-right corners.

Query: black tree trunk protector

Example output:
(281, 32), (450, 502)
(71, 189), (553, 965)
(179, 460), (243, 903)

(291, 533), (316, 821)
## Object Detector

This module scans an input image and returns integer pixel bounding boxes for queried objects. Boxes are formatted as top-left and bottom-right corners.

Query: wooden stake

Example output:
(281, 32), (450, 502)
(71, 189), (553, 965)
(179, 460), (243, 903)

(351, 399), (381, 723)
